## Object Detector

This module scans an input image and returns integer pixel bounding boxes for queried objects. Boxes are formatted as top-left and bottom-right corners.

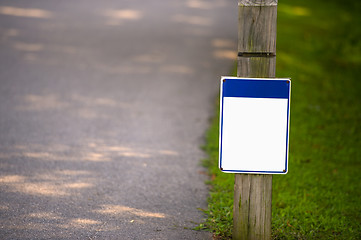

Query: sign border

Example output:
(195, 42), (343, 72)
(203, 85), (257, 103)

(219, 76), (291, 174)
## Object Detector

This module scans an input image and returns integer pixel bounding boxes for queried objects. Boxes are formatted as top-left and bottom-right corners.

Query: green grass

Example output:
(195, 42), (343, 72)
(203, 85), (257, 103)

(200, 0), (361, 239)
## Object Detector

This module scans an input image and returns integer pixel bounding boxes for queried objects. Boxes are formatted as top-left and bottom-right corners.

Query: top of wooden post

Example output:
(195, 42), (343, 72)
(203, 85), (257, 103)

(239, 0), (278, 6)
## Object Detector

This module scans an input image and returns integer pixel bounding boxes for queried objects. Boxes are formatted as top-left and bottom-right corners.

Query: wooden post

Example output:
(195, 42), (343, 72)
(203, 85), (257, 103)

(233, 0), (278, 239)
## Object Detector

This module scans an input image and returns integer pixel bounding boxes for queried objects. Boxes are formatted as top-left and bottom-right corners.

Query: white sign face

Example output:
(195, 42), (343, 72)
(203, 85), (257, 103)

(219, 77), (291, 174)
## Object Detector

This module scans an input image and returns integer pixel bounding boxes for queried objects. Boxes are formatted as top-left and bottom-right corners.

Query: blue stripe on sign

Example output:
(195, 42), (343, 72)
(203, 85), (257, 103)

(223, 78), (289, 99)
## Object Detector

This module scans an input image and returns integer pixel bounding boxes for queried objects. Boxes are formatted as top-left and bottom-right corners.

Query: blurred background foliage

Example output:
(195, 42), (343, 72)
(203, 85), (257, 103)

(273, 0), (361, 238)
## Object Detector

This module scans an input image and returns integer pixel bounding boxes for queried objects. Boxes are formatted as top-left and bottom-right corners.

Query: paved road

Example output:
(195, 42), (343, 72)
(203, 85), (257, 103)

(0, 1), (237, 239)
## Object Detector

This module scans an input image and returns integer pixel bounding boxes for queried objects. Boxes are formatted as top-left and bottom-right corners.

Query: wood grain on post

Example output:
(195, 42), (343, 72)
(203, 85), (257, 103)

(234, 0), (278, 239)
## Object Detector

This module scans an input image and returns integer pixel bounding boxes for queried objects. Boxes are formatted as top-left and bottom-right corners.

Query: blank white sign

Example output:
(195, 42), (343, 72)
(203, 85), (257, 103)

(219, 77), (290, 174)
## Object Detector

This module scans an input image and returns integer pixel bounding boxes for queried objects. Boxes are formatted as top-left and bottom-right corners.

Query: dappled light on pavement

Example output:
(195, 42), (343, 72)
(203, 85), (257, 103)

(96, 205), (166, 219)
(2, 28), (19, 39)
(172, 14), (212, 26)
(213, 50), (237, 60)
(18, 94), (69, 111)
(13, 42), (44, 52)
(103, 9), (143, 26)
(186, 0), (227, 9)
(104, 9), (143, 20)
(0, 141), (179, 163)
(28, 211), (63, 220)
(0, 0), (236, 238)
(0, 173), (93, 197)
(212, 38), (236, 48)
(212, 38), (237, 60)
(66, 218), (101, 227)
(0, 6), (52, 18)
(186, 0), (213, 9)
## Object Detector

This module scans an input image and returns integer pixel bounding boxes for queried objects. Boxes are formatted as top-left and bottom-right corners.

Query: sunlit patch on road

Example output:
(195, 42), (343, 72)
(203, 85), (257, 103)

(28, 212), (63, 220)
(186, 0), (212, 9)
(1, 28), (19, 40)
(0, 6), (52, 18)
(212, 50), (236, 60)
(185, 0), (227, 9)
(0, 175), (26, 183)
(1, 177), (68, 196)
(211, 38), (236, 49)
(13, 42), (43, 52)
(172, 14), (212, 26)
(0, 141), (179, 164)
(0, 172), (95, 197)
(158, 150), (178, 156)
(103, 9), (143, 26)
(96, 204), (166, 218)
(69, 218), (101, 225)
(211, 38), (236, 60)
(18, 94), (69, 111)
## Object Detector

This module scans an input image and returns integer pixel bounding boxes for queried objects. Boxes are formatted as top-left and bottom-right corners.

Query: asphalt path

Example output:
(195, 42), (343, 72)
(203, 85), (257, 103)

(0, 1), (237, 239)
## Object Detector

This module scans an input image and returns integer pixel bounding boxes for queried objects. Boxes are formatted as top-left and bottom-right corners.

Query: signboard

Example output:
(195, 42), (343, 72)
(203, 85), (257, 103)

(219, 77), (291, 174)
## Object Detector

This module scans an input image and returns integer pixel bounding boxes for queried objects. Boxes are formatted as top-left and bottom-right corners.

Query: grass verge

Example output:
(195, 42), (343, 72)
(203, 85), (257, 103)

(200, 0), (361, 239)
